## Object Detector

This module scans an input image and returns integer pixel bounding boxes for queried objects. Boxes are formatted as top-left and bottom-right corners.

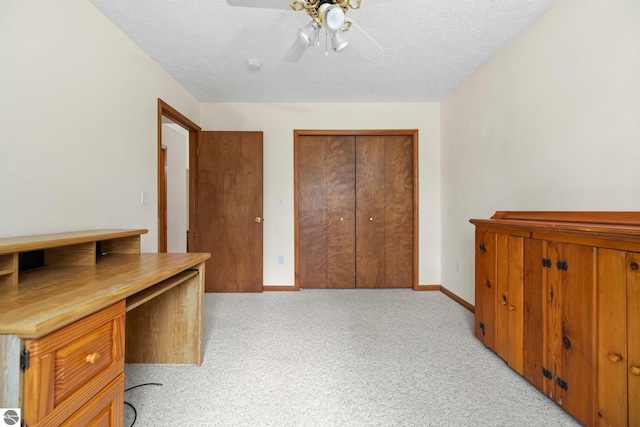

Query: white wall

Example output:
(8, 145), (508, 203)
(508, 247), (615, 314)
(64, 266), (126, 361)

(200, 103), (441, 288)
(0, 0), (200, 252)
(441, 0), (640, 304)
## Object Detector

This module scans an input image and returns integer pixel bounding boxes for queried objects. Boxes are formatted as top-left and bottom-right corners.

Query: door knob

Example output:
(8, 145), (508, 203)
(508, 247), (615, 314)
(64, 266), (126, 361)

(255, 217), (263, 223)
(369, 217), (374, 221)
(631, 366), (640, 376)
(340, 217), (344, 222)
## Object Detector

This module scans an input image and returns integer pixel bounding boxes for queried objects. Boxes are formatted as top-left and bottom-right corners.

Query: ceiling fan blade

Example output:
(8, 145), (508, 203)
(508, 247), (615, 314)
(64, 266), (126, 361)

(284, 38), (308, 63)
(226, 0), (293, 9)
(346, 21), (383, 60)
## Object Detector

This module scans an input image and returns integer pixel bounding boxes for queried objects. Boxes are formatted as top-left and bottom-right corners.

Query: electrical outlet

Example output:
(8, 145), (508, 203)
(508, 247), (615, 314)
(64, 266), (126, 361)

(456, 261), (462, 273)
(278, 255), (285, 265)
(140, 190), (148, 205)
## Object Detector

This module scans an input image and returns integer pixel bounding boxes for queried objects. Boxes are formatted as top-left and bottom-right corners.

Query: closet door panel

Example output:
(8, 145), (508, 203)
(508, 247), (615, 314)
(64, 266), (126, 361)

(355, 136), (385, 288)
(384, 135), (414, 287)
(298, 136), (328, 288)
(326, 136), (356, 288)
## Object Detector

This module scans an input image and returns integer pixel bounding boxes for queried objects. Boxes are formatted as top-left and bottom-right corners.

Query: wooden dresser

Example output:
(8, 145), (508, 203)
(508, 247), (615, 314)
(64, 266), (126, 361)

(470, 212), (640, 427)
(0, 229), (210, 427)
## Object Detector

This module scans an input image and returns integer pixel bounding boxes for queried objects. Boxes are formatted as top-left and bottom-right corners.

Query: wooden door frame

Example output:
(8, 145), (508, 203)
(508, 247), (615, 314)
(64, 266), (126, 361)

(157, 99), (201, 253)
(293, 129), (419, 290)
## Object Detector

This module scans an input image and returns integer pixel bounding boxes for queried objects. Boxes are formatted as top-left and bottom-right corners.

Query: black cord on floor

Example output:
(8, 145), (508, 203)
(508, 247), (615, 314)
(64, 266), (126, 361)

(125, 382), (163, 392)
(124, 401), (137, 427)
(125, 382), (163, 427)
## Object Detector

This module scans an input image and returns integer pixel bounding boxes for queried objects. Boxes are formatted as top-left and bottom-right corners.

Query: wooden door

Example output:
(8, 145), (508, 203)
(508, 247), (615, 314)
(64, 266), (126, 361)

(196, 131), (263, 292)
(597, 248), (628, 427)
(382, 135), (414, 287)
(474, 230), (496, 350)
(296, 131), (415, 290)
(522, 238), (546, 391)
(495, 235), (523, 374)
(356, 135), (413, 288)
(297, 135), (355, 288)
(628, 252), (640, 427)
(355, 136), (385, 288)
(547, 242), (596, 426)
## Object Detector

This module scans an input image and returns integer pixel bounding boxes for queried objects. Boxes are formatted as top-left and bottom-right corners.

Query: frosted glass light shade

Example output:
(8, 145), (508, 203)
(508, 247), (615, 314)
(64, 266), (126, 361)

(325, 6), (345, 31)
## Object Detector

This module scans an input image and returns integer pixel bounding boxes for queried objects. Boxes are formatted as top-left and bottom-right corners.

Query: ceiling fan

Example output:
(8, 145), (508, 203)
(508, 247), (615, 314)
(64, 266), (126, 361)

(226, 0), (390, 62)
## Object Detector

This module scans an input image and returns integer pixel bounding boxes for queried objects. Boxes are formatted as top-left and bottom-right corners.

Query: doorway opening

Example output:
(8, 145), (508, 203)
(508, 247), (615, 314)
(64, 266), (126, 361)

(157, 99), (201, 253)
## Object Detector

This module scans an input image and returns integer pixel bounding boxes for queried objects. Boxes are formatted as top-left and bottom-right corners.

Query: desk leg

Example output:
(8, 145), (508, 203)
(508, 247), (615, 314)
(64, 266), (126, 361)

(125, 262), (205, 365)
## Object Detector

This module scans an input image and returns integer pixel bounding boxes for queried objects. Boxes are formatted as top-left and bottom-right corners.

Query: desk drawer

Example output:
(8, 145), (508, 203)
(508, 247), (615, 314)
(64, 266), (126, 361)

(61, 374), (124, 427)
(55, 321), (114, 404)
(23, 301), (125, 427)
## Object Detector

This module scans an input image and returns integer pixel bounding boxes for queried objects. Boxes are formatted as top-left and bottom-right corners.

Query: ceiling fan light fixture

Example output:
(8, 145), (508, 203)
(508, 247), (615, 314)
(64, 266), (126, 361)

(330, 29), (349, 52)
(297, 20), (319, 47)
(319, 4), (345, 32)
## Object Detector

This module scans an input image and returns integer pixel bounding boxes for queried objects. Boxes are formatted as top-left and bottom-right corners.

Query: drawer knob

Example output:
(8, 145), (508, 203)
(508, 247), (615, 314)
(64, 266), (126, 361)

(608, 353), (623, 363)
(85, 352), (101, 365)
(631, 366), (640, 376)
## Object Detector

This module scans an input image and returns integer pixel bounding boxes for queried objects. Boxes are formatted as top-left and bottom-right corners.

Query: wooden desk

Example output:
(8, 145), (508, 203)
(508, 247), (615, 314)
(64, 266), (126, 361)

(0, 229), (210, 427)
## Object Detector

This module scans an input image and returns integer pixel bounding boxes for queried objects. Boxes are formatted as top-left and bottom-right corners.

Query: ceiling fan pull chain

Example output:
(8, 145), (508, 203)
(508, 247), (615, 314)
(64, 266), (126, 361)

(325, 27), (329, 55)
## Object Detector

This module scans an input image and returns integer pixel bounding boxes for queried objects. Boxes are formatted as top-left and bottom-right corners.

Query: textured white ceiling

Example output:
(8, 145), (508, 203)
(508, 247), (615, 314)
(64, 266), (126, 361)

(88, 0), (558, 103)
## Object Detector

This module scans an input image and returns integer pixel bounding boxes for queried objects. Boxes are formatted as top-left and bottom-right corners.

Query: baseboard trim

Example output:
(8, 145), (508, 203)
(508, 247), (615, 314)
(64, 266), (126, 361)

(439, 285), (474, 313)
(262, 284), (474, 313)
(414, 284), (441, 291)
(416, 284), (474, 313)
(263, 285), (299, 292)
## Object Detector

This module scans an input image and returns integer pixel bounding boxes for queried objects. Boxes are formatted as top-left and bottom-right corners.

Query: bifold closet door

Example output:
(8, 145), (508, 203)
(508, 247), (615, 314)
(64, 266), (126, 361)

(298, 135), (356, 288)
(297, 132), (414, 289)
(356, 135), (414, 288)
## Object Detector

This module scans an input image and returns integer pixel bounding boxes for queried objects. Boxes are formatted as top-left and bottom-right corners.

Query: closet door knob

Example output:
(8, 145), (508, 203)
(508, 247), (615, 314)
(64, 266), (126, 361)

(369, 217), (374, 221)
(255, 217), (263, 223)
(340, 217), (344, 222)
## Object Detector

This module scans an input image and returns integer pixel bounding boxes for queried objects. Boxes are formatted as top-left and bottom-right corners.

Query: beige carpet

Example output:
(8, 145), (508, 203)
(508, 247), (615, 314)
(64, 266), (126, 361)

(124, 289), (581, 426)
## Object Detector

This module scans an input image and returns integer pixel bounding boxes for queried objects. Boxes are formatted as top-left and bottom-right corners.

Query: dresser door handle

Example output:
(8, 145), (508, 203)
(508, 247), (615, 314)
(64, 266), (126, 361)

(608, 353), (623, 363)
(631, 366), (640, 376)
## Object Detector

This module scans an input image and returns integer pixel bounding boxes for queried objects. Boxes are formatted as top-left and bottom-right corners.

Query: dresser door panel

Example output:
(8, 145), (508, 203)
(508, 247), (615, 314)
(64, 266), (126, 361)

(628, 252), (640, 427)
(597, 248), (627, 427)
